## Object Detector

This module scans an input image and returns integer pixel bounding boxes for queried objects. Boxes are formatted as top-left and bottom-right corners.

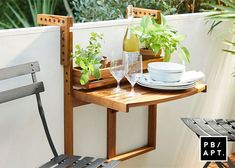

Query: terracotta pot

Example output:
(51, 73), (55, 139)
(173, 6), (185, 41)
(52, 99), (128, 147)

(140, 48), (161, 60)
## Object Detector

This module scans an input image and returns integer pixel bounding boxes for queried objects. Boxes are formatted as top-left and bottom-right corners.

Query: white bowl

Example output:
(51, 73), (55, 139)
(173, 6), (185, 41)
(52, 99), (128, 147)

(148, 69), (184, 83)
(148, 62), (185, 73)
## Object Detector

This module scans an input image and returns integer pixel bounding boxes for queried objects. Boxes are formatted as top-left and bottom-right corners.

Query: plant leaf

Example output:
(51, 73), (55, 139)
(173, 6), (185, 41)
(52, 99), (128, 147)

(221, 0), (235, 8)
(208, 21), (223, 33)
(93, 67), (100, 79)
(181, 46), (191, 63)
(4, 13), (19, 28)
(7, 1), (30, 27)
(224, 40), (235, 46)
(0, 21), (12, 29)
(160, 13), (167, 25)
(223, 49), (235, 55)
(178, 49), (184, 64)
(151, 44), (160, 54)
(80, 72), (89, 85)
(28, 0), (36, 26)
(79, 60), (86, 69)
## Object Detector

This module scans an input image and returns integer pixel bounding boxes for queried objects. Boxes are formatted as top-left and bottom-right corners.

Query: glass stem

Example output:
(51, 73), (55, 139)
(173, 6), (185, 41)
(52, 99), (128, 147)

(131, 85), (135, 94)
(117, 81), (120, 90)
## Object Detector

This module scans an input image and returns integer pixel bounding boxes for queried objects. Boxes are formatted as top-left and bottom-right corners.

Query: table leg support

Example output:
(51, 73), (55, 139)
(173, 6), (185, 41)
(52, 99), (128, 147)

(107, 105), (157, 161)
(107, 108), (117, 159)
(148, 104), (157, 148)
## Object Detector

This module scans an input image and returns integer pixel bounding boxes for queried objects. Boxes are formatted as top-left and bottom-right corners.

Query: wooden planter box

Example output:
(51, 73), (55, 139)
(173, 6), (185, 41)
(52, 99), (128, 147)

(73, 58), (163, 90)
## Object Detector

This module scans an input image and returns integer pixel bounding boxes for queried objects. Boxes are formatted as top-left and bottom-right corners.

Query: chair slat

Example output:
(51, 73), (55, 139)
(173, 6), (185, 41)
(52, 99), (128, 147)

(181, 118), (209, 136)
(72, 157), (94, 168)
(102, 161), (120, 168)
(227, 119), (235, 122)
(0, 82), (44, 104)
(86, 158), (106, 168)
(192, 118), (221, 136)
(39, 154), (68, 168)
(205, 119), (235, 141)
(0, 61), (39, 81)
(216, 119), (235, 137)
(55, 156), (81, 168)
(227, 119), (235, 128)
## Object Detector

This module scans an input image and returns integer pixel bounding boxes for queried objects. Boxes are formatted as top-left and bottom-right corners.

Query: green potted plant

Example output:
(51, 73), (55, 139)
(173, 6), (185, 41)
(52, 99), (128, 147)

(133, 15), (190, 63)
(73, 32), (104, 85)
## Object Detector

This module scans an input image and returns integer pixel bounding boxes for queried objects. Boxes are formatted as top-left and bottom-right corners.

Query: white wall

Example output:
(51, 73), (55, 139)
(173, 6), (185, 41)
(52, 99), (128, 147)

(0, 26), (63, 168)
(72, 13), (235, 168)
(0, 12), (234, 168)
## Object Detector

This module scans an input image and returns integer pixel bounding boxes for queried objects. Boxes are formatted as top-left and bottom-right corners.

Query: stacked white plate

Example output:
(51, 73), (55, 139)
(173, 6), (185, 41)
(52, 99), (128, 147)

(148, 62), (185, 83)
(137, 62), (205, 90)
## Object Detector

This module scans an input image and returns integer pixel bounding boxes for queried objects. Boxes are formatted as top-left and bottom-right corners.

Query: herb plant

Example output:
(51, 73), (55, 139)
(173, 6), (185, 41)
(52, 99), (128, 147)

(73, 32), (103, 85)
(133, 15), (190, 63)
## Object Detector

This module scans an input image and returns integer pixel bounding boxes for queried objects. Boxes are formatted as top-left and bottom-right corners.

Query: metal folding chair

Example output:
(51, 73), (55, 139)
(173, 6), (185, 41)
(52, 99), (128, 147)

(0, 61), (119, 168)
(182, 118), (235, 168)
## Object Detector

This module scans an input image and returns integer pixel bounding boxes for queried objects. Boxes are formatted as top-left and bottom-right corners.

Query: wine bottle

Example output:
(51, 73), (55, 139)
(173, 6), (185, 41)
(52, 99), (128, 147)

(123, 5), (140, 55)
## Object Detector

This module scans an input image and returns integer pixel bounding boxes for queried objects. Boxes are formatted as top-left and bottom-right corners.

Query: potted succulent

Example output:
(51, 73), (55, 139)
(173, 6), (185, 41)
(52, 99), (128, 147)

(73, 32), (105, 85)
(133, 15), (190, 63)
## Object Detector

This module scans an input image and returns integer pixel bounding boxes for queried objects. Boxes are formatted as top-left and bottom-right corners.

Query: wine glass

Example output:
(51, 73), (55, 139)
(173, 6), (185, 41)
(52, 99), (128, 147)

(109, 52), (125, 93)
(124, 53), (143, 96)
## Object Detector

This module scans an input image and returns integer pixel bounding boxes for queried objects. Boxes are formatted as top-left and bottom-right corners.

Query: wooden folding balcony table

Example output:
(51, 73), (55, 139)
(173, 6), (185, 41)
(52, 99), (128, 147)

(72, 83), (207, 161)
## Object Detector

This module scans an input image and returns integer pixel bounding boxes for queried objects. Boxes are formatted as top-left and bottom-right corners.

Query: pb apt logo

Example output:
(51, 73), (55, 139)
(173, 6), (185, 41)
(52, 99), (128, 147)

(200, 136), (227, 161)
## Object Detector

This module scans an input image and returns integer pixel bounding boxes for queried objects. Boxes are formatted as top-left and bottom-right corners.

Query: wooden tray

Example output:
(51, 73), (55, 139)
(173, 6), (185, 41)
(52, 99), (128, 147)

(73, 58), (163, 90)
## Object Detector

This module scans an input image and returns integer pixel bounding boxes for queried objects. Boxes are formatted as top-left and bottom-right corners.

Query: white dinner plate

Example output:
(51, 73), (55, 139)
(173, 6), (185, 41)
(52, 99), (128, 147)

(138, 73), (195, 86)
(137, 81), (195, 90)
(137, 73), (196, 90)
